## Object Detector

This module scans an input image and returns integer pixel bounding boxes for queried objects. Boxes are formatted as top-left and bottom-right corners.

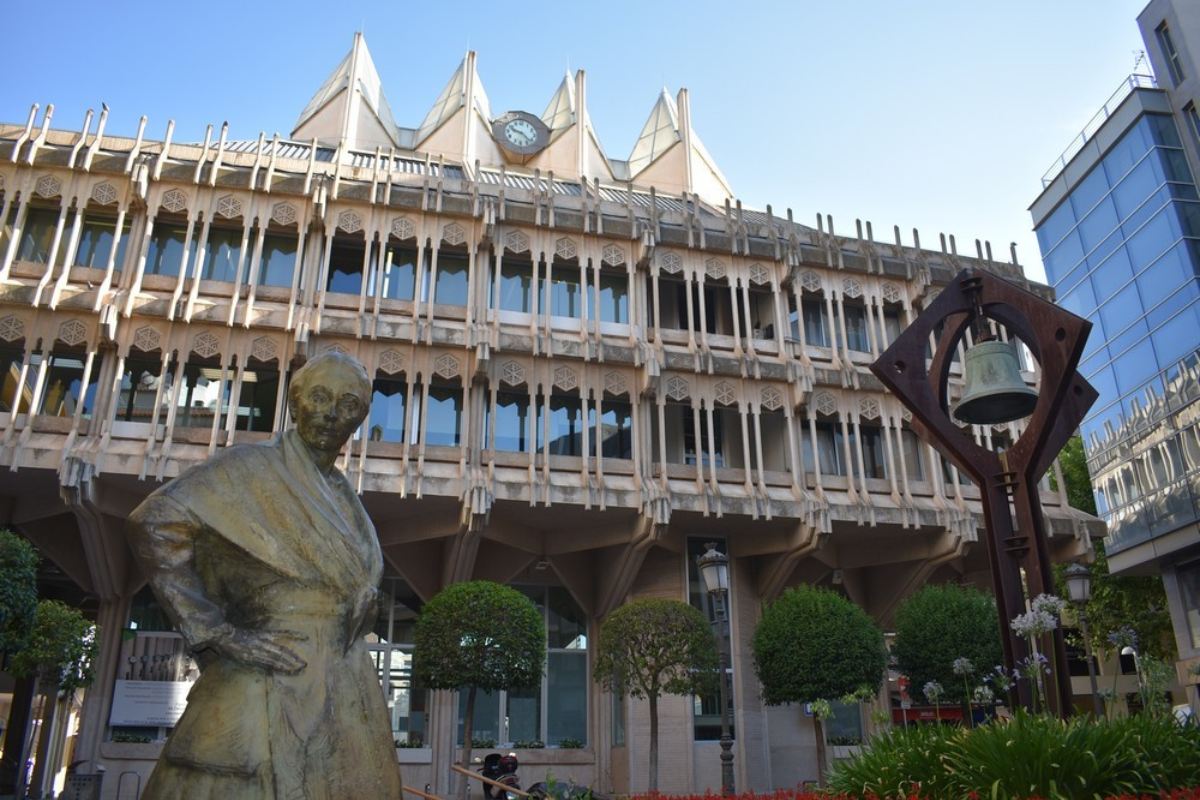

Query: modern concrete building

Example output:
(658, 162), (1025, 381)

(1, 37), (1095, 799)
(1029, 0), (1200, 716)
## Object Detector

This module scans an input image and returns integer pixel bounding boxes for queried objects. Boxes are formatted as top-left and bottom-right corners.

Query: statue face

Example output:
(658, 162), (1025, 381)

(290, 362), (369, 453)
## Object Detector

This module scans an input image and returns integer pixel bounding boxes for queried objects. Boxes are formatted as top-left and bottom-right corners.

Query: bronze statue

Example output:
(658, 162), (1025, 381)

(127, 352), (403, 799)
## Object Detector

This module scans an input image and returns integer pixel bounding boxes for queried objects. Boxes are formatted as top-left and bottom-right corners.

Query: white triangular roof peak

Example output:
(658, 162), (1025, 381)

(416, 52), (492, 147)
(292, 32), (399, 150)
(541, 72), (576, 134)
(627, 88), (681, 176)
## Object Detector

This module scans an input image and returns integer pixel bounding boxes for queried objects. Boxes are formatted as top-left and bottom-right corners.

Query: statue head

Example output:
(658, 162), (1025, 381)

(287, 352), (372, 455)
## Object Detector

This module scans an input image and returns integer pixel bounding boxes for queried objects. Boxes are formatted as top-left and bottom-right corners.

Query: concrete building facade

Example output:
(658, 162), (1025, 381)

(1, 39), (1096, 799)
(1030, 0), (1200, 714)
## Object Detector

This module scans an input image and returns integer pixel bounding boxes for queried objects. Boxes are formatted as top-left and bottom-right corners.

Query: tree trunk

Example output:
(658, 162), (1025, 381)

(27, 683), (59, 799)
(814, 716), (827, 786)
(0, 675), (36, 795)
(459, 685), (477, 800)
(648, 694), (658, 793)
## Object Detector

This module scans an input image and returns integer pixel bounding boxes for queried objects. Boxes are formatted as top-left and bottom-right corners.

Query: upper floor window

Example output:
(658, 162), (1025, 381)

(682, 405), (723, 467)
(258, 234), (298, 289)
(840, 303), (871, 352)
(424, 383), (463, 446)
(369, 374), (409, 444)
(1157, 22), (1185, 86)
(497, 257), (534, 312)
(433, 251), (469, 306)
(145, 223), (195, 278)
(860, 425), (887, 479)
(37, 350), (101, 419)
(551, 266), (582, 319)
(598, 400), (633, 459)
(1185, 102), (1200, 152)
(17, 208), (59, 264)
(327, 238), (366, 295)
(75, 215), (130, 271)
(380, 245), (417, 301)
(200, 227), (243, 283)
(792, 296), (830, 347)
(593, 272), (629, 324)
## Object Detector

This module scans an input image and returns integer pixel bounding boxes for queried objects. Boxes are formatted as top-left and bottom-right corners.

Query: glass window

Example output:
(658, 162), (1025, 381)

(597, 272), (629, 324)
(369, 376), (407, 444)
(860, 426), (886, 479)
(802, 297), (830, 347)
(0, 344), (33, 414)
(1092, 248), (1134, 300)
(327, 240), (365, 295)
(425, 385), (462, 446)
(1059, 279), (1097, 320)
(546, 395), (583, 456)
(1127, 208), (1177, 273)
(803, 420), (844, 476)
(548, 651), (588, 746)
(492, 390), (531, 452)
(882, 309), (902, 347)
(379, 245), (416, 301)
(75, 216), (130, 270)
(145, 225), (192, 278)
(550, 266), (582, 319)
(840, 304), (870, 352)
(200, 228), (242, 282)
(1098, 284), (1144, 339)
(1112, 157), (1160, 222)
(1103, 122), (1151, 185)
(1044, 231), (1085, 287)
(1137, 241), (1192, 311)
(38, 352), (101, 418)
(598, 400), (633, 459)
(174, 363), (226, 429)
(1113, 339), (1161, 395)
(1157, 23), (1185, 86)
(233, 368), (279, 432)
(116, 357), (166, 423)
(1070, 166), (1111, 219)
(1078, 197), (1118, 252)
(682, 405), (723, 467)
(1036, 202), (1075, 255)
(258, 234), (297, 288)
(1153, 303), (1200, 366)
(16, 208), (58, 264)
(369, 577), (427, 746)
(1185, 103), (1200, 152)
(434, 252), (469, 306)
(825, 700), (863, 745)
(498, 258), (534, 312)
(901, 429), (924, 481)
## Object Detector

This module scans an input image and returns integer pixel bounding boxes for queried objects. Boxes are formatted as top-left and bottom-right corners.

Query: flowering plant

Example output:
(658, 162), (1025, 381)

(1031, 593), (1067, 617)
(971, 684), (994, 706)
(986, 664), (1013, 694)
(1107, 625), (1137, 651)
(1010, 607), (1058, 638)
(952, 656), (974, 676)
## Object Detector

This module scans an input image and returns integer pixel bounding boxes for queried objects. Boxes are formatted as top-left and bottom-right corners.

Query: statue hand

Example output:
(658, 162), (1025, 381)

(214, 627), (308, 674)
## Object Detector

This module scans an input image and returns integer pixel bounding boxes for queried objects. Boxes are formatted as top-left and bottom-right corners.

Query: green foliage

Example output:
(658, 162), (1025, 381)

(893, 584), (1003, 703)
(826, 723), (957, 799)
(10, 600), (98, 691)
(1056, 434), (1097, 515)
(1054, 541), (1175, 661)
(593, 598), (717, 701)
(752, 586), (886, 706)
(827, 711), (1200, 799)
(1053, 436), (1175, 661)
(0, 528), (38, 657)
(411, 580), (546, 693)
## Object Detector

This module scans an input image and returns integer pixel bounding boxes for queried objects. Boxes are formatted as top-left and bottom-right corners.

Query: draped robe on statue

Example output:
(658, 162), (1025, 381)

(127, 429), (403, 800)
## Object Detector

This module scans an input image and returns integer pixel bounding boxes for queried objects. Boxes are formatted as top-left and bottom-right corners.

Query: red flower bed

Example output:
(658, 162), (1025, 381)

(629, 787), (1200, 800)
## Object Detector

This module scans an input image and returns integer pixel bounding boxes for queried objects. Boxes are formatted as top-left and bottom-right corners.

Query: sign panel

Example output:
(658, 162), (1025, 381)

(109, 680), (192, 726)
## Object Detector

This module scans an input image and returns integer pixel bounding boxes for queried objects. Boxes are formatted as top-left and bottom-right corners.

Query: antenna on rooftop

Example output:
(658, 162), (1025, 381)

(1133, 49), (1148, 74)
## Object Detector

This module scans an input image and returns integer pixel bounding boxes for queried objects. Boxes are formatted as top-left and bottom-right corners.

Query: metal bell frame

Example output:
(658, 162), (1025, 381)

(870, 268), (1098, 718)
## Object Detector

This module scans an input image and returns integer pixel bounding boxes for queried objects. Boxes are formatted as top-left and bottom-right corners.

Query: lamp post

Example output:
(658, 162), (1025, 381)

(1064, 563), (1103, 717)
(697, 543), (734, 795)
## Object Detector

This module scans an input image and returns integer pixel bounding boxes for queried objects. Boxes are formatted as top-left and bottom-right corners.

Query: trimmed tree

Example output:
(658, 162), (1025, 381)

(0, 529), (38, 660)
(0, 529), (39, 796)
(752, 586), (886, 783)
(892, 584), (1003, 706)
(10, 600), (98, 797)
(593, 598), (717, 792)
(411, 581), (545, 800)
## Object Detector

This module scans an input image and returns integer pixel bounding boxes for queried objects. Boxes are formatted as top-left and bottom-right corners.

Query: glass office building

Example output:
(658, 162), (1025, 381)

(1033, 0), (1200, 711)
(1036, 101), (1200, 554)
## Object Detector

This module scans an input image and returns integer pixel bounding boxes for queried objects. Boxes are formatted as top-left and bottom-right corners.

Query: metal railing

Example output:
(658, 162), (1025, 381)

(1041, 73), (1158, 187)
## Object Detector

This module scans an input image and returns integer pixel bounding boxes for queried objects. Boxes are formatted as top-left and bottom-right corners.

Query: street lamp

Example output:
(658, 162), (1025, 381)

(1064, 563), (1103, 717)
(697, 543), (734, 795)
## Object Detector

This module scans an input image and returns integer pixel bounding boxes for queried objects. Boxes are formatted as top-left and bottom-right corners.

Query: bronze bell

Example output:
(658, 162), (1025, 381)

(952, 339), (1039, 425)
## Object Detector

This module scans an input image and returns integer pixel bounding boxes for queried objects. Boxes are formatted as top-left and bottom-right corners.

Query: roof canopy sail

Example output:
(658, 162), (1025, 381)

(541, 72), (576, 140)
(626, 89), (680, 176)
(415, 52), (492, 147)
(292, 32), (399, 151)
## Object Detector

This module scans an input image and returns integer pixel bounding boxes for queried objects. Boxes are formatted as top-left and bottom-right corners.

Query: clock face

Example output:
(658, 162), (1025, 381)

(504, 119), (539, 148)
(492, 112), (549, 157)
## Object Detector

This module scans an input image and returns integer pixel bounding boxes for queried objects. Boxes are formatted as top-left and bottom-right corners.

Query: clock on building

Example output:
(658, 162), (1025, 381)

(491, 111), (550, 159)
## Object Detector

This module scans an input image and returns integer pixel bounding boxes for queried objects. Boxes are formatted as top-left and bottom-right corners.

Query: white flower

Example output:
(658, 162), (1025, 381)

(1011, 608), (1058, 638)
(1031, 594), (1067, 617)
(952, 657), (974, 676)
(922, 680), (944, 704)
(972, 685), (995, 705)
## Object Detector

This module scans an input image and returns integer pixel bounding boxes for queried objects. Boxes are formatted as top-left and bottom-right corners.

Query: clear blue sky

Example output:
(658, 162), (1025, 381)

(3, 0), (1151, 284)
